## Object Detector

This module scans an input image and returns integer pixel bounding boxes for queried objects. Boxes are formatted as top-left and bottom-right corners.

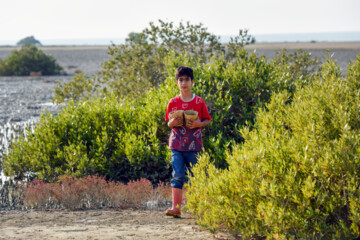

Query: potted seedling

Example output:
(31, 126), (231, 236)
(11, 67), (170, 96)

(169, 110), (184, 127)
(184, 110), (198, 129)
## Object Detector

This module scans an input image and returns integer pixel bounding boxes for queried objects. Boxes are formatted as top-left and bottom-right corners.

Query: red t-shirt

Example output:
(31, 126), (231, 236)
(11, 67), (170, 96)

(165, 95), (211, 152)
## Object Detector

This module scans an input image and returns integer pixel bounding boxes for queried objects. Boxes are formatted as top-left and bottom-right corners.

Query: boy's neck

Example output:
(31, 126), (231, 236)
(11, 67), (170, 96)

(180, 91), (194, 102)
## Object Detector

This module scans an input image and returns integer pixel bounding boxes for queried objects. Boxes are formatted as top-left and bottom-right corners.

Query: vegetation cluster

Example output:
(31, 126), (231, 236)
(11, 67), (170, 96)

(16, 36), (42, 46)
(2, 20), (360, 238)
(53, 21), (255, 103)
(0, 45), (62, 76)
(186, 57), (360, 238)
(3, 48), (316, 181)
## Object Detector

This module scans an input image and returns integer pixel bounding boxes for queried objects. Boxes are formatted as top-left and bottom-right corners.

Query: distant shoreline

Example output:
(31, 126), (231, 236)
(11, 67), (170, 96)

(0, 45), (110, 51)
(1, 41), (360, 51)
(245, 41), (360, 50)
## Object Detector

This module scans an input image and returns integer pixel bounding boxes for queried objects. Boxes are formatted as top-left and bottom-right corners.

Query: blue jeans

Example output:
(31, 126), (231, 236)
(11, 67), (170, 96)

(171, 150), (199, 189)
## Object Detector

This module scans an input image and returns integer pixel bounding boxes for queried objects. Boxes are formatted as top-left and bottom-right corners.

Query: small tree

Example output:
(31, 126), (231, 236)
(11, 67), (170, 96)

(17, 36), (42, 46)
(53, 20), (254, 103)
(0, 45), (62, 76)
(3, 49), (317, 183)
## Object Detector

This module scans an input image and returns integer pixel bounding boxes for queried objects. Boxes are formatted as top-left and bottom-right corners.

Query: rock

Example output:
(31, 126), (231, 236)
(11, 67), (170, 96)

(59, 70), (68, 75)
(29, 71), (42, 76)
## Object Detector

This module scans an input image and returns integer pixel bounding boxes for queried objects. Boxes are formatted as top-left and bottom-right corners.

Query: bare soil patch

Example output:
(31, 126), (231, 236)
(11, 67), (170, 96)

(0, 209), (233, 240)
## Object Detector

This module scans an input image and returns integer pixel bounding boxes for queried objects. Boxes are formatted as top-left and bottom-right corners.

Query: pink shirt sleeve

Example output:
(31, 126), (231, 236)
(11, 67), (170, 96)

(165, 100), (172, 122)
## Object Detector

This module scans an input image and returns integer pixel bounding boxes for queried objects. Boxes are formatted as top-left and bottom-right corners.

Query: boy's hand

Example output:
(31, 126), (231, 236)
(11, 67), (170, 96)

(168, 116), (182, 128)
(186, 119), (202, 128)
(186, 118), (211, 129)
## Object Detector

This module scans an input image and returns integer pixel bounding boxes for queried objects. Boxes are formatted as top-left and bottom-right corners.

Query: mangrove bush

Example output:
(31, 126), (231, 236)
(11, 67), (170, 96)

(0, 45), (62, 76)
(186, 56), (360, 239)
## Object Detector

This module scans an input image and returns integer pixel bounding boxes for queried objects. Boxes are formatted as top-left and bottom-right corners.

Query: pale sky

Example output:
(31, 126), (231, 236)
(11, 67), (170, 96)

(1, 0), (360, 41)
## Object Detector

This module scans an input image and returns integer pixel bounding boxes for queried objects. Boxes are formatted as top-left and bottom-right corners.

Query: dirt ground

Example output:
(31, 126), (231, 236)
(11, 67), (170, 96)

(0, 209), (234, 240)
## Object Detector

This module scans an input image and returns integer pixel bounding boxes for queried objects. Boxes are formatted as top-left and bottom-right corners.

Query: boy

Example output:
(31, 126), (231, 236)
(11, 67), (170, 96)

(165, 66), (211, 218)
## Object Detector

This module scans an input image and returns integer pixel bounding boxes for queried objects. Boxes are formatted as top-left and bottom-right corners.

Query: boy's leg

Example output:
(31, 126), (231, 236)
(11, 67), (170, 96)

(166, 150), (185, 218)
(182, 151), (199, 204)
(183, 151), (199, 178)
(170, 150), (186, 189)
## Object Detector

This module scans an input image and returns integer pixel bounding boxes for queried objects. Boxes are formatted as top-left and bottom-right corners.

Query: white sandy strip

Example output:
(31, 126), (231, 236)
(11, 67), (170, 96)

(1, 41), (360, 51)
(244, 41), (360, 50)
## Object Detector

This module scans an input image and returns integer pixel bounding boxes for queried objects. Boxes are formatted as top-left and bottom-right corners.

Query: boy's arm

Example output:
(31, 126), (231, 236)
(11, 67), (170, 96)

(165, 100), (177, 128)
(200, 118), (211, 127)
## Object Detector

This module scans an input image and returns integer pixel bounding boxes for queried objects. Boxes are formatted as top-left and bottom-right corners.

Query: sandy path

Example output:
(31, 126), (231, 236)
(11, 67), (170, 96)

(0, 209), (232, 240)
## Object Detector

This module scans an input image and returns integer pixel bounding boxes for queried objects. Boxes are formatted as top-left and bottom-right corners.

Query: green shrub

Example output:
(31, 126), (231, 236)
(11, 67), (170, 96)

(271, 49), (320, 93)
(4, 55), (179, 182)
(186, 56), (360, 239)
(17, 36), (42, 46)
(3, 85), (175, 182)
(3, 48), (316, 182)
(53, 73), (103, 104)
(181, 49), (313, 168)
(0, 45), (62, 76)
(53, 20), (254, 103)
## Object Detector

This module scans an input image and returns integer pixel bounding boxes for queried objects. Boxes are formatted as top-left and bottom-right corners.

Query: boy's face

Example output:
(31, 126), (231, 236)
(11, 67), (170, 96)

(177, 75), (193, 91)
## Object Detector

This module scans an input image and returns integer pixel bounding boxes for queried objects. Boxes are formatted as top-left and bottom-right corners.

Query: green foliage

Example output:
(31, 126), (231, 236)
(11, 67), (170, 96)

(3, 83), (176, 182)
(186, 56), (360, 239)
(54, 20), (254, 102)
(226, 29), (256, 60)
(17, 36), (42, 46)
(0, 45), (62, 76)
(167, 49), (311, 168)
(53, 73), (104, 104)
(271, 49), (320, 92)
(3, 47), (316, 182)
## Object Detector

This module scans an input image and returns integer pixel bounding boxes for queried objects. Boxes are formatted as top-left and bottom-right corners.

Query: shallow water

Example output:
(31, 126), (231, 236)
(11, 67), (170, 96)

(0, 47), (109, 122)
(0, 76), (72, 122)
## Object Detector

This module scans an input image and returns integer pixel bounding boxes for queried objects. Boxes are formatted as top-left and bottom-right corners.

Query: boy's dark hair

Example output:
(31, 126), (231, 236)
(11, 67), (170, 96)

(175, 66), (194, 80)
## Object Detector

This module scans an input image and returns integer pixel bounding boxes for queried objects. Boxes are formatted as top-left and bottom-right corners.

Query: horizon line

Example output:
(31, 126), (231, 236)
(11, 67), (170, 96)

(1, 31), (360, 46)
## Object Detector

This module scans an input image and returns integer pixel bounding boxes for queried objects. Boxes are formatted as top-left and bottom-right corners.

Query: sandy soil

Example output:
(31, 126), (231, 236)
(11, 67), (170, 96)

(0, 209), (232, 240)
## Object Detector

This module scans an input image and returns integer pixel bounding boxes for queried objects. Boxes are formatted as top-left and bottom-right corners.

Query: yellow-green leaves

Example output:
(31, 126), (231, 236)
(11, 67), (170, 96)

(186, 56), (360, 239)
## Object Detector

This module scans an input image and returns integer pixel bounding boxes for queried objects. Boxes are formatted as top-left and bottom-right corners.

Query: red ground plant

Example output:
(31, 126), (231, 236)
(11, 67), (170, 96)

(22, 179), (52, 208)
(21, 175), (172, 210)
